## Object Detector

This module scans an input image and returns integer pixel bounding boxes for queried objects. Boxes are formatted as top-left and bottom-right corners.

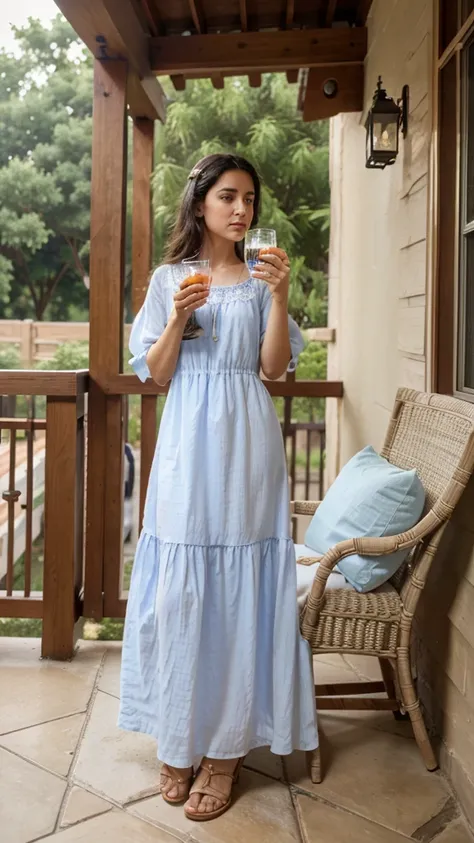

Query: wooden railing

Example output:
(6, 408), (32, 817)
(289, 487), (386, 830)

(0, 370), (89, 658)
(0, 368), (341, 656)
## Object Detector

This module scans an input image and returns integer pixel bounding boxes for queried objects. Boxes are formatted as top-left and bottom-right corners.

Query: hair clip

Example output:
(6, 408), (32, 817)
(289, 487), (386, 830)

(188, 168), (202, 180)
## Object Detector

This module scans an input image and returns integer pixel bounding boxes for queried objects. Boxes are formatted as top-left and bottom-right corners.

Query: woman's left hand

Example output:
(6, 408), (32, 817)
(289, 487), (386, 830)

(252, 247), (290, 305)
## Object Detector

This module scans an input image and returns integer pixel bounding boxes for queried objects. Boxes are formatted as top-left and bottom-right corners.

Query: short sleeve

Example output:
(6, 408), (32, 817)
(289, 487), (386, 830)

(259, 281), (305, 372)
(129, 265), (170, 382)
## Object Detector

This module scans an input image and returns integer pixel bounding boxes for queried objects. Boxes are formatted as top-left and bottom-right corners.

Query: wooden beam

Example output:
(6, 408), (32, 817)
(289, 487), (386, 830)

(89, 59), (128, 382)
(211, 75), (225, 89)
(151, 28), (367, 75)
(53, 0), (166, 121)
(0, 597), (43, 618)
(127, 72), (166, 121)
(356, 0), (373, 25)
(100, 372), (344, 398)
(286, 69), (299, 83)
(139, 0), (163, 36)
(286, 0), (295, 28)
(188, 0), (206, 34)
(171, 75), (186, 90)
(0, 370), (88, 396)
(301, 64), (364, 121)
(248, 73), (262, 87)
(326, 0), (338, 26)
(239, 0), (248, 32)
(132, 118), (154, 315)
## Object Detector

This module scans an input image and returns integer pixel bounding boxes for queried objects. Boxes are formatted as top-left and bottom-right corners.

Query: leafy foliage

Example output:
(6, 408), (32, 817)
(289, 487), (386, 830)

(35, 341), (89, 370)
(151, 75), (329, 327)
(0, 16), (92, 320)
(1, 21), (330, 346)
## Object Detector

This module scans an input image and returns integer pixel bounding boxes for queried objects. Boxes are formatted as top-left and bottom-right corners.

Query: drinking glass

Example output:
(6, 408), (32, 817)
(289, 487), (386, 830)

(244, 228), (277, 272)
(176, 259), (211, 340)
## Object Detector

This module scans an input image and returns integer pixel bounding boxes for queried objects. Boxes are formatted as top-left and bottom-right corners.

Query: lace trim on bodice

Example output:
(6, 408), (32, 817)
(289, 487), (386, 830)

(207, 278), (255, 304)
(166, 269), (256, 305)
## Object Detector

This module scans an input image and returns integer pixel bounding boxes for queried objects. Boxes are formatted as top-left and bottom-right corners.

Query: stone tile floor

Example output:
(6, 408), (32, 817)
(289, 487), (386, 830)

(1, 638), (473, 843)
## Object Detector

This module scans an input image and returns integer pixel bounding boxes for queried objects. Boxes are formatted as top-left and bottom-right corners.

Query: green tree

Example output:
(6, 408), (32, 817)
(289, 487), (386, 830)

(0, 16), (92, 320)
(151, 75), (330, 328)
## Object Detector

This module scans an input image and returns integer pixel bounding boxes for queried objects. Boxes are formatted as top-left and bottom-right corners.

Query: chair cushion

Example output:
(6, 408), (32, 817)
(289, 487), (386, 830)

(303, 445), (425, 592)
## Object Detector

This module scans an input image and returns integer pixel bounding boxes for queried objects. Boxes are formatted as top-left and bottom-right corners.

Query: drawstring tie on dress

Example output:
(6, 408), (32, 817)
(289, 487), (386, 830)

(211, 307), (218, 342)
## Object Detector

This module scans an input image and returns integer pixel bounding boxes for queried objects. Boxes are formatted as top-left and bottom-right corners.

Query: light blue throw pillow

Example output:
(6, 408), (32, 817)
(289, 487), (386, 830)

(304, 445), (425, 592)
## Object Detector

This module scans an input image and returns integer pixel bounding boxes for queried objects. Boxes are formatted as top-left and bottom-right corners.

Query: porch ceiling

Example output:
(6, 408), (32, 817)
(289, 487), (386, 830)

(54, 0), (372, 121)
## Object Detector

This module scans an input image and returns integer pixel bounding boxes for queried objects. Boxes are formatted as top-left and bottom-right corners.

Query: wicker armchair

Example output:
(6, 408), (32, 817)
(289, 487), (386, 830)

(293, 388), (474, 784)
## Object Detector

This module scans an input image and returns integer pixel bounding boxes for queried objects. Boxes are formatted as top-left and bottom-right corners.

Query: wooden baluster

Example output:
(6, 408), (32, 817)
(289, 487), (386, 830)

(4, 429), (19, 596)
(140, 395), (157, 530)
(319, 426), (326, 498)
(23, 424), (34, 597)
(305, 428), (311, 499)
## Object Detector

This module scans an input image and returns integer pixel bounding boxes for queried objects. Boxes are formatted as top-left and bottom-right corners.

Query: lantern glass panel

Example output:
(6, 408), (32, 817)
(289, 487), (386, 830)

(372, 115), (399, 154)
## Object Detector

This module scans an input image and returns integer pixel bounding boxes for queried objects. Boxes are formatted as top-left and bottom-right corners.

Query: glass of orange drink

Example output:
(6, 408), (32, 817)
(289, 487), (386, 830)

(178, 259), (211, 340)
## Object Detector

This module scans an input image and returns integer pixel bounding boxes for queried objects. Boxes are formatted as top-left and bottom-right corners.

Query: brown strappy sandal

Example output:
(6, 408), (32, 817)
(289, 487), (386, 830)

(184, 757), (245, 821)
(160, 764), (194, 805)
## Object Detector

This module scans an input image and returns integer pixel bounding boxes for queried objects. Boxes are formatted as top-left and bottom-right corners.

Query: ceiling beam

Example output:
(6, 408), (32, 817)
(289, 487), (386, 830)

(188, 0), (207, 34)
(171, 75), (186, 90)
(248, 73), (262, 87)
(300, 65), (364, 121)
(53, 0), (166, 121)
(151, 28), (367, 75)
(356, 0), (373, 24)
(286, 0), (295, 28)
(286, 69), (299, 83)
(325, 0), (338, 26)
(211, 75), (224, 89)
(127, 73), (165, 120)
(239, 0), (248, 32)
(138, 0), (164, 36)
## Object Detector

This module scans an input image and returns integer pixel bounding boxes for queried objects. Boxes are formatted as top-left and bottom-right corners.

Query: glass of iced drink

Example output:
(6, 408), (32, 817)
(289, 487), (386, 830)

(178, 259), (211, 340)
(244, 228), (277, 272)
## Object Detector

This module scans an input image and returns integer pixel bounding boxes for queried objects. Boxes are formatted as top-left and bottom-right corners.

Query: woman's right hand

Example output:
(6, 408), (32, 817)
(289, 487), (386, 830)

(173, 282), (209, 324)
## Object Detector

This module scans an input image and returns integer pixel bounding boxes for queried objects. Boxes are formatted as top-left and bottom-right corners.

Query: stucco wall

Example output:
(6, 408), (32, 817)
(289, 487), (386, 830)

(325, 0), (474, 827)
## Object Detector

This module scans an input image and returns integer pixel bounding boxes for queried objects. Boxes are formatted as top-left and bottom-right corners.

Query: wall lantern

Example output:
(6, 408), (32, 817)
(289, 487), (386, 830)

(365, 77), (409, 169)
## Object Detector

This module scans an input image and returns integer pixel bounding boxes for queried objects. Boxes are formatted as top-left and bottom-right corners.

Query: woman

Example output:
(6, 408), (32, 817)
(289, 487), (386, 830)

(119, 153), (318, 821)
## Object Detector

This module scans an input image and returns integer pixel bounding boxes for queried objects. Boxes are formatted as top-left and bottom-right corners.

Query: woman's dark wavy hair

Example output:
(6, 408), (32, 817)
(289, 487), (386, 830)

(163, 153), (261, 264)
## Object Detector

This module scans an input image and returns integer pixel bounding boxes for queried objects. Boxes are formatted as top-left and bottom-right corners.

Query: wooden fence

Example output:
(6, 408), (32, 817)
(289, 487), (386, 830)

(0, 320), (334, 366)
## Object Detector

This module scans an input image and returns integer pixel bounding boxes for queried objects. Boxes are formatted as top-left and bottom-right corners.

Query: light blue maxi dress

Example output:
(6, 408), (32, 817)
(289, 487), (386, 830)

(118, 264), (318, 767)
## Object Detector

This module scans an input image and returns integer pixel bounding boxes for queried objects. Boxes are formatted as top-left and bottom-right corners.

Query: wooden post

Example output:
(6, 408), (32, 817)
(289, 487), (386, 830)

(42, 397), (81, 659)
(132, 117), (155, 531)
(20, 320), (34, 367)
(84, 58), (128, 620)
(89, 59), (128, 382)
(132, 118), (155, 316)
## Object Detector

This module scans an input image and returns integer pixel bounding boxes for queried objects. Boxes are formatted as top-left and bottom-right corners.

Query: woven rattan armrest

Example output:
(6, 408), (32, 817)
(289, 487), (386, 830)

(291, 500), (321, 516)
(301, 507), (441, 628)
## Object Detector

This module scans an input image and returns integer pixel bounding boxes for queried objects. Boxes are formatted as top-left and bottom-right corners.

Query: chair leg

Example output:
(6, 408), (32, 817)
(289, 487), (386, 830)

(379, 657), (396, 698)
(308, 656), (323, 783)
(396, 649), (438, 771)
(379, 658), (408, 720)
(306, 747), (322, 783)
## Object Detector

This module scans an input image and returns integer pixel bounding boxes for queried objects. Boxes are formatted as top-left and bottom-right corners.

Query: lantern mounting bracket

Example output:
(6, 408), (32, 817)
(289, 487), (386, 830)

(398, 84), (409, 138)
